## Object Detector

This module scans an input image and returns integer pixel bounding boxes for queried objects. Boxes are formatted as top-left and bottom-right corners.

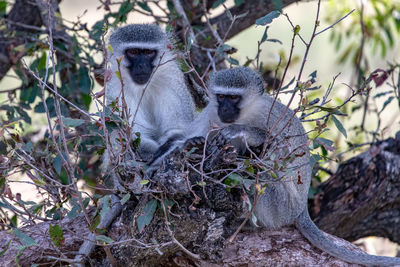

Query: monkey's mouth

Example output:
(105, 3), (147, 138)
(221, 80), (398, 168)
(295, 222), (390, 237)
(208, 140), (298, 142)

(220, 116), (238, 124)
(132, 74), (152, 85)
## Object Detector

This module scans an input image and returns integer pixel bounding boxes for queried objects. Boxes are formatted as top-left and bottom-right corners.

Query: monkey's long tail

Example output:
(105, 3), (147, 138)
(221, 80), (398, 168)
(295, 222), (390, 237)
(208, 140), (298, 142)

(295, 209), (400, 266)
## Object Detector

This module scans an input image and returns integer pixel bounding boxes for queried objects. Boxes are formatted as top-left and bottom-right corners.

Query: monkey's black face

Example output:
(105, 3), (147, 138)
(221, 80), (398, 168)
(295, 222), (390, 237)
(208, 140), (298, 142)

(125, 48), (157, 85)
(216, 94), (242, 123)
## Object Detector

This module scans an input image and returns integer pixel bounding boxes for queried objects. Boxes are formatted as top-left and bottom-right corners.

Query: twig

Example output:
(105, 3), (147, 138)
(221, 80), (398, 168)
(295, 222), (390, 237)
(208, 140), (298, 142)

(23, 66), (93, 121)
(172, 0), (196, 44)
(201, 15), (237, 80)
(228, 174), (261, 243)
(315, 9), (355, 37)
(159, 194), (201, 260)
(202, 0), (222, 43)
(263, 29), (297, 157)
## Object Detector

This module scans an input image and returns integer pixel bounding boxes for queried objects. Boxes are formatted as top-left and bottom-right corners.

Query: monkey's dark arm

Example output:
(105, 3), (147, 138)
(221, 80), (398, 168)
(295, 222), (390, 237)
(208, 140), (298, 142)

(148, 133), (185, 166)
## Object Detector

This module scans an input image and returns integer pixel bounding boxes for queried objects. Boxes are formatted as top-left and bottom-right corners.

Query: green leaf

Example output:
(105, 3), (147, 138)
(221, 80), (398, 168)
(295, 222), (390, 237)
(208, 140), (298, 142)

(315, 137), (333, 147)
(309, 70), (317, 79)
(211, 0), (226, 9)
(294, 25), (301, 35)
(137, 2), (152, 13)
(314, 106), (338, 112)
(37, 53), (47, 71)
(53, 154), (62, 175)
(139, 179), (149, 185)
(255, 11), (280, 26)
(20, 85), (39, 104)
(49, 224), (64, 247)
(89, 214), (101, 232)
(267, 38), (282, 44)
(260, 26), (269, 44)
(280, 77), (295, 91)
(331, 115), (347, 138)
(120, 193), (131, 205)
(67, 198), (82, 219)
(96, 235), (114, 244)
(137, 199), (157, 232)
(234, 0), (244, 6)
(0, 1), (6, 15)
(380, 96), (394, 113)
(78, 66), (92, 94)
(13, 229), (38, 247)
(309, 153), (321, 168)
(228, 173), (242, 182)
(62, 116), (85, 127)
(117, 2), (133, 23)
(224, 173), (243, 187)
(0, 240), (10, 256)
(81, 93), (92, 109)
(272, 0), (283, 11)
(34, 97), (55, 117)
(99, 195), (111, 219)
(226, 56), (239, 66)
(115, 70), (121, 80)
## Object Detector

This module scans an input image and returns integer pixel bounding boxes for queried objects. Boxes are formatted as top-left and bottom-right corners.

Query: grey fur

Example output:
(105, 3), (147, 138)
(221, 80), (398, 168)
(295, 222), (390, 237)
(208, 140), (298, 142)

(210, 67), (264, 94)
(109, 24), (166, 47)
(106, 24), (195, 161)
(188, 67), (400, 266)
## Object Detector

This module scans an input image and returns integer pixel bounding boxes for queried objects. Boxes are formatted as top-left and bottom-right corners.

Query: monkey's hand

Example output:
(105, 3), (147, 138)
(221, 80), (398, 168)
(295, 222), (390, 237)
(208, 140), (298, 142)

(213, 124), (266, 154)
(183, 136), (205, 152)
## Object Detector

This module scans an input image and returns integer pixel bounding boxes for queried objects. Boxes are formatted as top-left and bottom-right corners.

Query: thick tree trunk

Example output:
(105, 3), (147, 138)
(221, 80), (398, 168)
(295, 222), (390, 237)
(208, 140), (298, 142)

(311, 135), (400, 244)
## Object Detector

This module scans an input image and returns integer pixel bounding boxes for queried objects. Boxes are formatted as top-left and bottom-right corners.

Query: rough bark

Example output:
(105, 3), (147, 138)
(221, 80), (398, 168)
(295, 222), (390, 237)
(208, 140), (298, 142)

(0, 214), (89, 266)
(311, 135), (400, 244)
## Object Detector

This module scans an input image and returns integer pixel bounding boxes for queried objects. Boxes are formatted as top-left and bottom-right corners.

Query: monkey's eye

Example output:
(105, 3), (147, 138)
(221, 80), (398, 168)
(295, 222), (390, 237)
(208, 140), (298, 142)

(230, 95), (239, 100)
(144, 49), (156, 56)
(217, 94), (225, 100)
(126, 48), (139, 57)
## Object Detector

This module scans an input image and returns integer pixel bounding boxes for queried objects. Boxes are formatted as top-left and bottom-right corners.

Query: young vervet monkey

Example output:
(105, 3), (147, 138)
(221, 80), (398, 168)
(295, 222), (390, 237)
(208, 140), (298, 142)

(106, 24), (195, 163)
(187, 67), (400, 266)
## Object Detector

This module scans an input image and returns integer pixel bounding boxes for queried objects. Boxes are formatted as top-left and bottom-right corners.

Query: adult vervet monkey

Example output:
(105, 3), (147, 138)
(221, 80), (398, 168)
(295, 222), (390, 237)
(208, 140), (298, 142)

(187, 67), (400, 266)
(106, 24), (195, 162)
